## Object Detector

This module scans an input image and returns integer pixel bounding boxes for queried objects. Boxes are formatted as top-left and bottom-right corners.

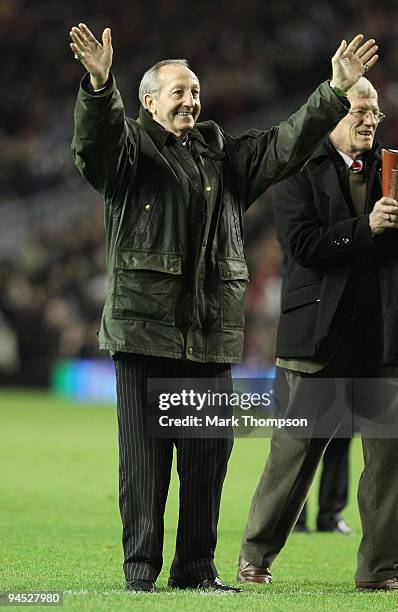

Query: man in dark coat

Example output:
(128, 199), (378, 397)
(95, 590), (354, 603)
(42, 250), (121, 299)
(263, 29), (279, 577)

(239, 77), (398, 591)
(69, 22), (377, 593)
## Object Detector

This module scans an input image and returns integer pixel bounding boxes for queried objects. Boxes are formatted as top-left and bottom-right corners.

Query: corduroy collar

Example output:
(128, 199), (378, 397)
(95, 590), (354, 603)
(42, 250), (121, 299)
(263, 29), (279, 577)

(137, 105), (210, 151)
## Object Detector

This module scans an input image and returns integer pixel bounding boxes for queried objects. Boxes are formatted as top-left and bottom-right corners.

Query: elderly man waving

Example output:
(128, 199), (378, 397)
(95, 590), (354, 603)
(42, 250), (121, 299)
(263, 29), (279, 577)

(70, 24), (377, 593)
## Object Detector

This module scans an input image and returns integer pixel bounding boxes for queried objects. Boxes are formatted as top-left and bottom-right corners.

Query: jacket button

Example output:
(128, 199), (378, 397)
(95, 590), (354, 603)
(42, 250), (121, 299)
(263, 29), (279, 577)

(187, 347), (193, 354)
(145, 204), (152, 211)
(205, 186), (212, 192)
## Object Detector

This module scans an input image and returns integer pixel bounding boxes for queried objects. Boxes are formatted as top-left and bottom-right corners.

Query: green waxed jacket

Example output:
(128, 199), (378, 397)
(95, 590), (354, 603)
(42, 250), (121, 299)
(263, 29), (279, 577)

(72, 74), (348, 363)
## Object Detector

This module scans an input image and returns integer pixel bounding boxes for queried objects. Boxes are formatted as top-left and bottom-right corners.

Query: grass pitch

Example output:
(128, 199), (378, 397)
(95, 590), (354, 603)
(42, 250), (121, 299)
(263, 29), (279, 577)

(1, 389), (397, 610)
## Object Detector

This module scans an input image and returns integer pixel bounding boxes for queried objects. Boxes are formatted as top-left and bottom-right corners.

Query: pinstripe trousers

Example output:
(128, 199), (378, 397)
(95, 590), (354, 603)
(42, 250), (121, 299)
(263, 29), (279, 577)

(114, 355), (234, 582)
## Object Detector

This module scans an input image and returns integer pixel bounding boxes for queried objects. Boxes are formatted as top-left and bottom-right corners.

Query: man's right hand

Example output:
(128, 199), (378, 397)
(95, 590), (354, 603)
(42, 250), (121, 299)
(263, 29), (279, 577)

(369, 197), (398, 235)
(69, 23), (113, 90)
(330, 34), (378, 94)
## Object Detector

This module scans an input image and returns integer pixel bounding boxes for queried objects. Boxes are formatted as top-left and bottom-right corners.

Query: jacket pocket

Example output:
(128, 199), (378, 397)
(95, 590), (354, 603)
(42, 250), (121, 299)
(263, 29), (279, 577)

(218, 258), (249, 329)
(133, 186), (159, 234)
(281, 281), (321, 313)
(112, 250), (182, 325)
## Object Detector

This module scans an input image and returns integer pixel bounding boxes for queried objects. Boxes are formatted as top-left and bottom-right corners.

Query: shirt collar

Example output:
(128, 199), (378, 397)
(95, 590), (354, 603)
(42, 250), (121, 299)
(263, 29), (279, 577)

(306, 141), (381, 175)
(336, 149), (356, 168)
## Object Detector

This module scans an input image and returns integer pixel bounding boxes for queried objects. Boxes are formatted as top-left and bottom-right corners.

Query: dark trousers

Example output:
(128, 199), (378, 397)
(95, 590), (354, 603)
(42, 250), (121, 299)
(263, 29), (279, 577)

(115, 356), (233, 582)
(296, 433), (350, 530)
(275, 368), (351, 530)
(241, 310), (398, 582)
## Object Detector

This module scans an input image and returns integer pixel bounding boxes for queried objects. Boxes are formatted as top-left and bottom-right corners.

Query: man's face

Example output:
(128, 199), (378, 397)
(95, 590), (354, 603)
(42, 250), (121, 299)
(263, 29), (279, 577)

(330, 96), (379, 157)
(145, 64), (201, 139)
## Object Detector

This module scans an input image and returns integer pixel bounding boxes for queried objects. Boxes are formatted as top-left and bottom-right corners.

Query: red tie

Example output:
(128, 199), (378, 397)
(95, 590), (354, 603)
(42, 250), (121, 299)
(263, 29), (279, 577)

(351, 159), (363, 173)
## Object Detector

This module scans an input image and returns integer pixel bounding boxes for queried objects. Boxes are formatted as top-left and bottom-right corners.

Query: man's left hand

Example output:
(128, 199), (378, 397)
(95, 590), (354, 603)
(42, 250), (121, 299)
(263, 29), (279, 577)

(330, 35), (378, 93)
(369, 197), (398, 235)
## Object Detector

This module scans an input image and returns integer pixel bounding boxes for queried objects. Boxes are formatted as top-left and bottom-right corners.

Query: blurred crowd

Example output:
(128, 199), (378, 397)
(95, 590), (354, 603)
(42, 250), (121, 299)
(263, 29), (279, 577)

(2, 0), (398, 199)
(0, 212), (106, 385)
(1, 0), (398, 384)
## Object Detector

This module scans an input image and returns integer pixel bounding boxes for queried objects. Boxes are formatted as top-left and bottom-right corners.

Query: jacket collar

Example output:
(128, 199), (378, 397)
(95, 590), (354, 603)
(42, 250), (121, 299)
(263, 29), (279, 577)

(137, 106), (224, 159)
(138, 105), (175, 148)
(308, 139), (381, 211)
(308, 139), (381, 174)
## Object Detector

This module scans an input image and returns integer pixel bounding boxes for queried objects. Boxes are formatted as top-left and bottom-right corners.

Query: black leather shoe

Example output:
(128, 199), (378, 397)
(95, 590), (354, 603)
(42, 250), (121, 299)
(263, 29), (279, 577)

(126, 579), (157, 592)
(198, 577), (241, 593)
(168, 577), (196, 589)
(168, 576), (241, 593)
(292, 523), (311, 534)
(318, 519), (353, 535)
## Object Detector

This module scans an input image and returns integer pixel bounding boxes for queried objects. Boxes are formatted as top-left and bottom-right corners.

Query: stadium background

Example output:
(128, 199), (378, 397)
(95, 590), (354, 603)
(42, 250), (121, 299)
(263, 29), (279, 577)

(2, 0), (398, 391)
(1, 1), (398, 608)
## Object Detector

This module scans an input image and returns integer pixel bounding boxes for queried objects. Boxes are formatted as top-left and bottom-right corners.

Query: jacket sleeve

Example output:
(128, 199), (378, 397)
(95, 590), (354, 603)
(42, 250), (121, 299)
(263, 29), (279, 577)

(71, 73), (136, 202)
(227, 81), (349, 207)
(372, 225), (398, 259)
(272, 170), (377, 268)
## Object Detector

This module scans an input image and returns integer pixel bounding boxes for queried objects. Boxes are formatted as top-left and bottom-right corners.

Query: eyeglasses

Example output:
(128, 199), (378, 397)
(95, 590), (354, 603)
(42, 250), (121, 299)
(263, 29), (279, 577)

(348, 109), (386, 123)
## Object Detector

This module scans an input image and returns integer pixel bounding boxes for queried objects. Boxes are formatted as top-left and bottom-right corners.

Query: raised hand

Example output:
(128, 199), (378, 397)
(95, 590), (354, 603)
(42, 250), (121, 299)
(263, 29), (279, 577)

(331, 35), (378, 93)
(69, 23), (113, 89)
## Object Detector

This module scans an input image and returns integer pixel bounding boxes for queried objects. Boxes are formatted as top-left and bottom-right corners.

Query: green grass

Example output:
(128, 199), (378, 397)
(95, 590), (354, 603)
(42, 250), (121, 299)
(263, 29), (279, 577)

(1, 389), (397, 610)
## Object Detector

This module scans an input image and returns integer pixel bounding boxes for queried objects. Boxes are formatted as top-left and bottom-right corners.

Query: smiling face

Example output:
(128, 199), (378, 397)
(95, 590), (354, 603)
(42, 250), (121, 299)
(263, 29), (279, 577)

(144, 64), (201, 139)
(330, 96), (379, 158)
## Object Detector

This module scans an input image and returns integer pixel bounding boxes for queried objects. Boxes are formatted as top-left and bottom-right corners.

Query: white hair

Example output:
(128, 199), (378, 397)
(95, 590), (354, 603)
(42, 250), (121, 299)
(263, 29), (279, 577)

(138, 59), (191, 106)
(348, 77), (378, 101)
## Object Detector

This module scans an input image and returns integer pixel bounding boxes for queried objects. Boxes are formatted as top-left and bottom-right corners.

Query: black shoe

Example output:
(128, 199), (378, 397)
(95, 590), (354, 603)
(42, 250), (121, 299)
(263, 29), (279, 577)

(168, 576), (241, 593)
(168, 577), (195, 589)
(126, 579), (157, 592)
(198, 578), (242, 593)
(318, 519), (353, 535)
(292, 523), (311, 534)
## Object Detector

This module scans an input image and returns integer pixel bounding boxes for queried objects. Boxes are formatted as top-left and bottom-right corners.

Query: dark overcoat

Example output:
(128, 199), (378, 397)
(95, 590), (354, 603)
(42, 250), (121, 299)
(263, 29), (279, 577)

(72, 75), (348, 363)
(273, 142), (398, 363)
